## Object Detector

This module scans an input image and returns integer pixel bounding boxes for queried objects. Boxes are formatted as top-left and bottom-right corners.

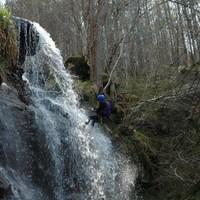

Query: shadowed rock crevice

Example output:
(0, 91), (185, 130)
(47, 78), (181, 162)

(13, 17), (39, 66)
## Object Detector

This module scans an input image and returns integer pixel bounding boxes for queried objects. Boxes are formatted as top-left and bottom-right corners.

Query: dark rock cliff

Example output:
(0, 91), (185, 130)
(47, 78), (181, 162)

(0, 80), (58, 199)
(13, 17), (39, 66)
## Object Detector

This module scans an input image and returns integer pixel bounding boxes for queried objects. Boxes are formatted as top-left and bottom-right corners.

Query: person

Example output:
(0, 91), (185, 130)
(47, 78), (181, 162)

(85, 94), (112, 126)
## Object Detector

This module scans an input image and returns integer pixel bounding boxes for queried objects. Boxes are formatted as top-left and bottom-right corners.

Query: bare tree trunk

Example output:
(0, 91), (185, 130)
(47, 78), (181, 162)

(190, 1), (200, 62)
(182, 5), (196, 64)
(87, 0), (98, 82)
(177, 3), (188, 65)
(162, 1), (175, 64)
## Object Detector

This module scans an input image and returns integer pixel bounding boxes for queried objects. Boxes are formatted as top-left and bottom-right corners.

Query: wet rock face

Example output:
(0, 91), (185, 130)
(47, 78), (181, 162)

(0, 175), (12, 199)
(7, 67), (31, 104)
(13, 17), (39, 66)
(0, 19), (56, 199)
(0, 86), (56, 199)
(0, 85), (30, 170)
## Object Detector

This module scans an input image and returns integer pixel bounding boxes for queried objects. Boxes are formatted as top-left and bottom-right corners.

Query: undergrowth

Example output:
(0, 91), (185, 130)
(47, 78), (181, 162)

(0, 5), (17, 67)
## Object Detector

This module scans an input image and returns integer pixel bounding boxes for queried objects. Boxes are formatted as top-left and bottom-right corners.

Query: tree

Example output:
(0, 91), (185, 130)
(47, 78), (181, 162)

(6, 0), (200, 91)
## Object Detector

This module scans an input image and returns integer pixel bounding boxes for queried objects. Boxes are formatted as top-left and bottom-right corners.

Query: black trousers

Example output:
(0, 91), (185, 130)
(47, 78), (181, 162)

(86, 115), (100, 126)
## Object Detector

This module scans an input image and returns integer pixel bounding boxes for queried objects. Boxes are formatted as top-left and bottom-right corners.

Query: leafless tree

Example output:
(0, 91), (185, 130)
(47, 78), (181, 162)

(6, 0), (200, 89)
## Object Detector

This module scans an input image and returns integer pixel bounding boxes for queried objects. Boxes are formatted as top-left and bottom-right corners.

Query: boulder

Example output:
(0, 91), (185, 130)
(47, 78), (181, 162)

(65, 56), (90, 81)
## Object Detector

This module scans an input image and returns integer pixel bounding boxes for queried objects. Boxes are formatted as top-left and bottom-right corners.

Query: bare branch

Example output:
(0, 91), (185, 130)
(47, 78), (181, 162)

(103, 37), (125, 91)
(178, 152), (189, 164)
(170, 163), (185, 182)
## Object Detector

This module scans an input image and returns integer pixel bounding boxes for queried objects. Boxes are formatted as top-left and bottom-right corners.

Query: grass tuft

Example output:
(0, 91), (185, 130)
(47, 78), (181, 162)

(0, 5), (17, 67)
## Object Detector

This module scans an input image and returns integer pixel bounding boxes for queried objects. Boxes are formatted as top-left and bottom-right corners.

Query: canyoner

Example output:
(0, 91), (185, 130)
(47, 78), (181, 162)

(85, 94), (112, 127)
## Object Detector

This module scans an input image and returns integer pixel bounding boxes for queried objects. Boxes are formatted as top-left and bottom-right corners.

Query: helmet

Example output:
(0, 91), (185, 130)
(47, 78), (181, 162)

(97, 94), (105, 102)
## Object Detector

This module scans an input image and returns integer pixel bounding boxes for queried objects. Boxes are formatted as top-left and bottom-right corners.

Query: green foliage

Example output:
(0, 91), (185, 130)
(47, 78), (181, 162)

(0, 6), (12, 29)
(125, 77), (154, 100)
(0, 5), (17, 67)
(75, 80), (97, 106)
(133, 130), (156, 154)
(124, 66), (178, 101)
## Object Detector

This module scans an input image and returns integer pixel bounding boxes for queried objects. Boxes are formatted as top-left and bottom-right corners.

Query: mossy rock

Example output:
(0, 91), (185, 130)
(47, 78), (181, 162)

(74, 80), (97, 106)
(65, 56), (90, 81)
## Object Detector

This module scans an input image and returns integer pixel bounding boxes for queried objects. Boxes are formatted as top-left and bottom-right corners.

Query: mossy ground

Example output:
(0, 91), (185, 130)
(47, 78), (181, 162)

(74, 80), (98, 106)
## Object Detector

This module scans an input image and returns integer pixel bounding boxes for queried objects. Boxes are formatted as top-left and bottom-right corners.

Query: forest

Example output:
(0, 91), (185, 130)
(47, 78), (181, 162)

(0, 0), (200, 200)
(6, 0), (200, 84)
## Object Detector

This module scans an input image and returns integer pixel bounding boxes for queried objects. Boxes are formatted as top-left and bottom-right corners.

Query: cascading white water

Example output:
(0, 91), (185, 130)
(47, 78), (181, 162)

(21, 22), (137, 200)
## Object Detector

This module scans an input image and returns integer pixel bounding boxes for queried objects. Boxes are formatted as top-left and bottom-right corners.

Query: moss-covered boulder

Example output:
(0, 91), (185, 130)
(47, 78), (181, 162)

(65, 56), (90, 81)
(74, 80), (97, 106)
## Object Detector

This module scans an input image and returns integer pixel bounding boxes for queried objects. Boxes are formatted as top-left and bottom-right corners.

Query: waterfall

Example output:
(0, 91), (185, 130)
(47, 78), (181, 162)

(0, 21), (137, 200)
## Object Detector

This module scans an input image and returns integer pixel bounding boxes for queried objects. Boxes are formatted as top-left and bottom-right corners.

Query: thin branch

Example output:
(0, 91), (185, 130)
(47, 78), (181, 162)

(178, 152), (189, 164)
(170, 163), (185, 182)
(105, 5), (141, 70)
(174, 168), (185, 182)
(103, 4), (142, 91)
(103, 37), (125, 91)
